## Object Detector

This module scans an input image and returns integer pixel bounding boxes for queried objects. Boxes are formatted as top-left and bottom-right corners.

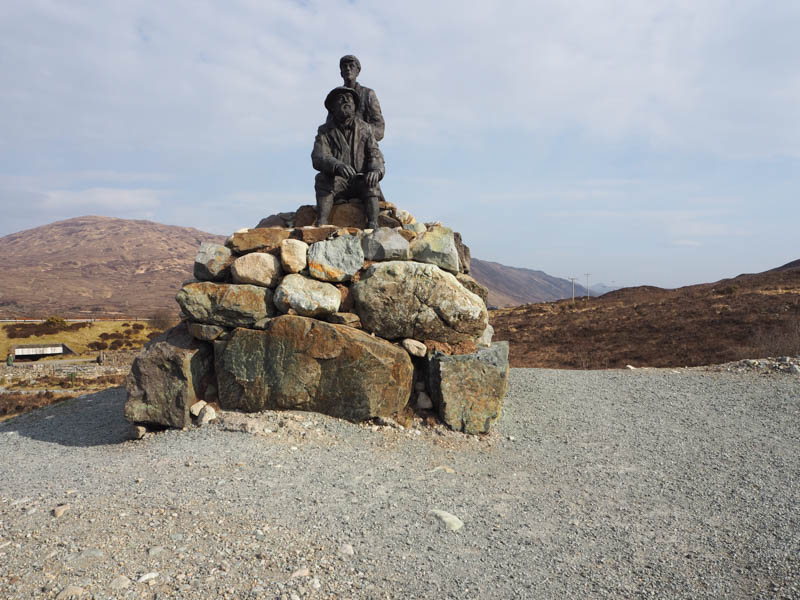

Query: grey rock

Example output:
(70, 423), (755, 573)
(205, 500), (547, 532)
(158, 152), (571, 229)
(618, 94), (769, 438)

(403, 222), (427, 234)
(189, 400), (207, 417)
(110, 575), (131, 590)
(415, 391), (433, 410)
(124, 322), (215, 428)
(455, 273), (489, 304)
(453, 231), (471, 273)
(55, 586), (85, 599)
(197, 404), (217, 425)
(307, 235), (364, 282)
(477, 323), (494, 347)
(186, 322), (228, 342)
(231, 252), (283, 288)
(410, 225), (459, 273)
(352, 261), (488, 343)
(215, 315), (413, 422)
(176, 282), (275, 328)
(273, 273), (341, 317)
(324, 312), (362, 328)
(402, 338), (427, 357)
(194, 243), (234, 282)
(429, 509), (464, 532)
(427, 342), (510, 434)
(361, 228), (411, 261)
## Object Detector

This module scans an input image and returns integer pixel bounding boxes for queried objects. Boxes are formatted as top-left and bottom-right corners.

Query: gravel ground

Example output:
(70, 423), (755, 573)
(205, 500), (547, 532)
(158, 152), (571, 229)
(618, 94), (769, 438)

(1, 367), (798, 599)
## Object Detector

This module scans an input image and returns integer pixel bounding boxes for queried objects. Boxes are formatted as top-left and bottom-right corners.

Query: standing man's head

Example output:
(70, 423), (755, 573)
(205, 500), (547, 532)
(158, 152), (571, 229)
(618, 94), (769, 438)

(339, 55), (361, 87)
(325, 87), (359, 126)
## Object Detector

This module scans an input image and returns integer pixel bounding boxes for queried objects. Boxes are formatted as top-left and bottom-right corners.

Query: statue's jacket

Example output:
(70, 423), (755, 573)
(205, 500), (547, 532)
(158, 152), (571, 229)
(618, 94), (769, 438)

(312, 117), (385, 180)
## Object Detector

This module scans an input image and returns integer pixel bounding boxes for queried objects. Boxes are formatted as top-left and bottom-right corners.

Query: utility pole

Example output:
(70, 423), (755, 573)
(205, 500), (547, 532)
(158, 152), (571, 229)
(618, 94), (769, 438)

(569, 278), (576, 303)
(584, 273), (590, 300)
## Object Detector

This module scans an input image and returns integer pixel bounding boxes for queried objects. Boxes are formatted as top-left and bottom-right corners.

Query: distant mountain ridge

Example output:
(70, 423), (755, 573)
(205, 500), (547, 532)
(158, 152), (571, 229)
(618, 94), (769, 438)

(470, 258), (590, 307)
(0, 216), (584, 317)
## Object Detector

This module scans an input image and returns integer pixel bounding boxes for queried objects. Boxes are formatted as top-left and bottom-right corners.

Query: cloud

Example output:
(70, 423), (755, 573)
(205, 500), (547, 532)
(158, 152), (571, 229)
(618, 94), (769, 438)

(1, 1), (799, 160)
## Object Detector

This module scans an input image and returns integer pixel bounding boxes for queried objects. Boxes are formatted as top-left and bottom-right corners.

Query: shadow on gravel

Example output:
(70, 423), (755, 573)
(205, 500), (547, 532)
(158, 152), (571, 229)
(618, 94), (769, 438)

(0, 387), (131, 447)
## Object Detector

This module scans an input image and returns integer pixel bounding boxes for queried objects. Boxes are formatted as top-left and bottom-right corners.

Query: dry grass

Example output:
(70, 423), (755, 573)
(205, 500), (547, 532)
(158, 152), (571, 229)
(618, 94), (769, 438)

(0, 320), (160, 359)
(0, 390), (76, 421)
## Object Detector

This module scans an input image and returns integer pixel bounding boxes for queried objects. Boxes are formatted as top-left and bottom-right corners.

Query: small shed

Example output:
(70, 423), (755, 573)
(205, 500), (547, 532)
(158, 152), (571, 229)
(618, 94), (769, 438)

(12, 343), (78, 360)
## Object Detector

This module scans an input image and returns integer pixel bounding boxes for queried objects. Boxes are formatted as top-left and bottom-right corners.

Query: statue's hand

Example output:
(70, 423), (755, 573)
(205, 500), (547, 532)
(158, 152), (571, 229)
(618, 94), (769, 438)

(365, 171), (380, 188)
(337, 164), (357, 179)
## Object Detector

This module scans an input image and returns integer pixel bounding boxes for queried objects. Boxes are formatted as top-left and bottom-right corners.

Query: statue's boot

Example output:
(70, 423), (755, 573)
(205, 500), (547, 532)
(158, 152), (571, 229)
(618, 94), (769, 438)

(316, 194), (333, 226)
(365, 196), (379, 229)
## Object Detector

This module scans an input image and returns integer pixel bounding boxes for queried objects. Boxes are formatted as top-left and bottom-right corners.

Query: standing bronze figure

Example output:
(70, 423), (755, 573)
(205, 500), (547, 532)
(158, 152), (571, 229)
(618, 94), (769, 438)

(337, 55), (384, 141)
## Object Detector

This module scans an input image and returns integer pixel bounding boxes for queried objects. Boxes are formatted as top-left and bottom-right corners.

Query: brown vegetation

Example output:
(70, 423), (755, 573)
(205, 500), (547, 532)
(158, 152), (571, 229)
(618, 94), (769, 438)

(491, 267), (800, 369)
(0, 391), (75, 420)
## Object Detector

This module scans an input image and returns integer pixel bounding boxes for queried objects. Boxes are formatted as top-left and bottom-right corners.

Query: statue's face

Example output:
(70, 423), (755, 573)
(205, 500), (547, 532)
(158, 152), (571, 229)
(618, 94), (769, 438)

(332, 93), (355, 122)
(340, 61), (360, 81)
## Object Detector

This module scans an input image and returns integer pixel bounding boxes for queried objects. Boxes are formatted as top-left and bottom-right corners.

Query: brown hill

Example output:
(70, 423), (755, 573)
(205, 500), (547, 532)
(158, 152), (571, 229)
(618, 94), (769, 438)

(470, 258), (589, 307)
(491, 268), (800, 369)
(0, 216), (225, 318)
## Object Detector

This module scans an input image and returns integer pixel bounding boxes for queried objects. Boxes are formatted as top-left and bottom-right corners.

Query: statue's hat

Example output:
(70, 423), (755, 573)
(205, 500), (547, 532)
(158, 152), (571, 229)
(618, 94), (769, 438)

(324, 86), (360, 112)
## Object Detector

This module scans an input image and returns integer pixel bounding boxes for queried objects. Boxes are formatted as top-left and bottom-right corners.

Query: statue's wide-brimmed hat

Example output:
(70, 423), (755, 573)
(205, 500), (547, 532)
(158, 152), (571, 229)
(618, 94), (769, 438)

(324, 86), (360, 112)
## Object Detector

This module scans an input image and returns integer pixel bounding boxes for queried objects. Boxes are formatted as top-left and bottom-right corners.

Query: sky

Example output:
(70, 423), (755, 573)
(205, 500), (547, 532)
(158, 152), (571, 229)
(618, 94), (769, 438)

(1, 1), (798, 289)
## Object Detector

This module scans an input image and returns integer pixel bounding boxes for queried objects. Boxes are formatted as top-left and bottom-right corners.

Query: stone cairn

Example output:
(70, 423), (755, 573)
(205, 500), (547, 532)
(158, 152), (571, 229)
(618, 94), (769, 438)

(125, 200), (509, 435)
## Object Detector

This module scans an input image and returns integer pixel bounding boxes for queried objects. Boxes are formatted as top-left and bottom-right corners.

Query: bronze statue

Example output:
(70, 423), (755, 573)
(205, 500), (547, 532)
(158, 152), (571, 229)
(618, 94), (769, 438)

(333, 55), (384, 141)
(312, 87), (384, 229)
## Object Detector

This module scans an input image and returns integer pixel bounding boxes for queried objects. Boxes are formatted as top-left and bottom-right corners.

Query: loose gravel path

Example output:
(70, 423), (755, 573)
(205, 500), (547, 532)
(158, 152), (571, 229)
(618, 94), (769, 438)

(1, 368), (798, 599)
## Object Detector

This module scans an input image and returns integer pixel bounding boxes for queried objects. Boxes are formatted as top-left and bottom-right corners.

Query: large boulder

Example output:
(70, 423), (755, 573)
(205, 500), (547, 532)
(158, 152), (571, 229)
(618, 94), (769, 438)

(231, 252), (283, 288)
(176, 282), (275, 328)
(307, 235), (364, 282)
(194, 243), (234, 282)
(273, 273), (341, 317)
(361, 228), (411, 261)
(427, 342), (509, 434)
(124, 322), (214, 428)
(410, 225), (459, 273)
(215, 315), (413, 421)
(351, 261), (488, 343)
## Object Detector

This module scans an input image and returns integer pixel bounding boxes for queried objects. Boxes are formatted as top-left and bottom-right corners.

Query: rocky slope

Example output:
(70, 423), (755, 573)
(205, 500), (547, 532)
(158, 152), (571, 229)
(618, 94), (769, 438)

(492, 266), (800, 368)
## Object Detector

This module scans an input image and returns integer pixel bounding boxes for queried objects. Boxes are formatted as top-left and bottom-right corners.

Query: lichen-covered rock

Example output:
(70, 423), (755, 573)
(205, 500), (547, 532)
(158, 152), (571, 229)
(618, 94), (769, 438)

(176, 282), (275, 328)
(280, 239), (308, 273)
(352, 261), (488, 343)
(427, 342), (509, 434)
(226, 228), (290, 254)
(273, 273), (340, 317)
(215, 315), (413, 421)
(361, 228), (411, 261)
(256, 212), (295, 228)
(186, 322), (230, 342)
(307, 235), (364, 282)
(231, 252), (283, 288)
(453, 231), (471, 274)
(194, 243), (234, 282)
(293, 226), (339, 245)
(410, 225), (459, 273)
(124, 322), (214, 428)
(456, 273), (489, 304)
